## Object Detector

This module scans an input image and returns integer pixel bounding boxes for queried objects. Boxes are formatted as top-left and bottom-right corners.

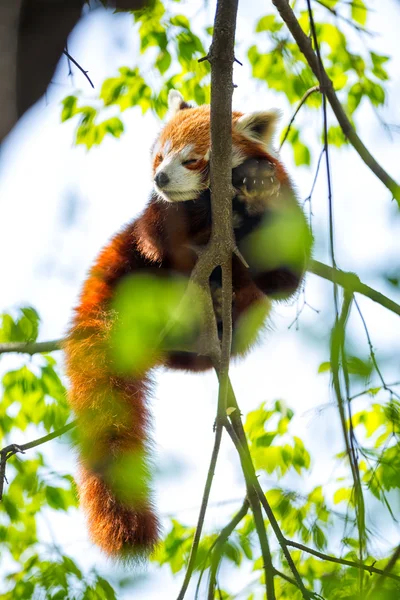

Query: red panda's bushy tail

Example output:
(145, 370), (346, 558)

(64, 229), (160, 559)
(65, 340), (160, 558)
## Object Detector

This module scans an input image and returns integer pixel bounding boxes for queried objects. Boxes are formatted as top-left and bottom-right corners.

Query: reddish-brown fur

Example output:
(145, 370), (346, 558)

(65, 102), (308, 559)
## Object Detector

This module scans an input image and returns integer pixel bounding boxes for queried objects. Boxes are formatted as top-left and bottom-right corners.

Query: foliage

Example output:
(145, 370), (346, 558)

(61, 0), (210, 149)
(60, 0), (389, 166)
(1, 0), (400, 598)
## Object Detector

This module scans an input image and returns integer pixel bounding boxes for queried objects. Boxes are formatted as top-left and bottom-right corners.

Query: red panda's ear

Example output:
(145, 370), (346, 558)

(234, 109), (281, 147)
(167, 90), (191, 119)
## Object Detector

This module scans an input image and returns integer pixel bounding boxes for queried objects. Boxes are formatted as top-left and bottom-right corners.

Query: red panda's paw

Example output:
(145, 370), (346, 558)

(232, 158), (281, 215)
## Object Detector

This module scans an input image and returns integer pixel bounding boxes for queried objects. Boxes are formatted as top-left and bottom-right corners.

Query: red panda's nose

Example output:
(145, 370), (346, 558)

(154, 171), (170, 189)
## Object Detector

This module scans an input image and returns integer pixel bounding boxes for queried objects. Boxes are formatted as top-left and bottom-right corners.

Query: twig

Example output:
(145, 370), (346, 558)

(303, 147), (325, 237)
(315, 0), (375, 36)
(62, 50), (95, 89)
(308, 260), (400, 317)
(330, 291), (366, 592)
(223, 420), (276, 599)
(286, 539), (400, 582)
(207, 498), (250, 599)
(280, 85), (320, 149)
(226, 381), (310, 599)
(2, 263), (399, 359)
(353, 297), (400, 401)
(368, 544), (400, 596)
(349, 382), (400, 402)
(176, 423), (224, 600)
(271, 0), (400, 205)
(0, 339), (62, 355)
(305, 0), (338, 318)
(0, 422), (76, 500)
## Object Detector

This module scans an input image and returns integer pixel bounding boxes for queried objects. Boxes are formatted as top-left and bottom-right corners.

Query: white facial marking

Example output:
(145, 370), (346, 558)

(154, 150), (206, 203)
(180, 144), (195, 159)
(163, 140), (172, 156)
(152, 141), (161, 159)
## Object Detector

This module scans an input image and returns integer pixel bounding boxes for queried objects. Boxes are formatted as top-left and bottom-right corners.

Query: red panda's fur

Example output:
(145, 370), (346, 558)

(64, 94), (310, 559)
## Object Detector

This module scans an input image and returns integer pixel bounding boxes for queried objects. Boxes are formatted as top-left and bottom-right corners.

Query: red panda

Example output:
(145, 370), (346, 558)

(64, 90), (311, 560)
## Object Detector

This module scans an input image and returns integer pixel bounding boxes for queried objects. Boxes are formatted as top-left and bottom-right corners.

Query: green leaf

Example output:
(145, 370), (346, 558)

(61, 96), (78, 122)
(255, 15), (283, 33)
(156, 51), (172, 74)
(312, 524), (327, 550)
(170, 15), (190, 29)
(293, 139), (311, 166)
(346, 355), (373, 379)
(333, 487), (352, 505)
(327, 125), (347, 147)
(351, 0), (367, 26)
(318, 361), (331, 373)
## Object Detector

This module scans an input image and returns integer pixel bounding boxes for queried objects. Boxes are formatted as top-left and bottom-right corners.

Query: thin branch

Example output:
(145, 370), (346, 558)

(62, 50), (95, 89)
(304, 147), (325, 210)
(65, 40), (75, 86)
(2, 263), (399, 359)
(223, 421), (276, 599)
(305, 0), (338, 318)
(271, 0), (400, 205)
(176, 423), (224, 600)
(350, 382), (400, 402)
(315, 0), (375, 36)
(354, 297), (400, 400)
(368, 544), (400, 597)
(308, 260), (400, 317)
(330, 291), (366, 592)
(286, 539), (400, 582)
(226, 382), (310, 599)
(0, 339), (62, 355)
(280, 85), (320, 149)
(207, 498), (250, 599)
(0, 422), (76, 500)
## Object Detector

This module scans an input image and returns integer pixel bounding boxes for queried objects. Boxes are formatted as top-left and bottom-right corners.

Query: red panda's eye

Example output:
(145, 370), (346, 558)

(182, 159), (198, 166)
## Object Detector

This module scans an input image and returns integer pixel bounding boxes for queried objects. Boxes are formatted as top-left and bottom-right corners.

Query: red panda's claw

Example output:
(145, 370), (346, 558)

(232, 157), (280, 213)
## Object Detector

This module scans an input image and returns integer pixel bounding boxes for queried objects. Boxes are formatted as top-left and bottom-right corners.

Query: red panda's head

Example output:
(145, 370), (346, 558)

(152, 90), (281, 203)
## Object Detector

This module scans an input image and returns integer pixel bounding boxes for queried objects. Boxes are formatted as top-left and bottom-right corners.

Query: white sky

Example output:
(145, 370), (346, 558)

(1, 0), (400, 597)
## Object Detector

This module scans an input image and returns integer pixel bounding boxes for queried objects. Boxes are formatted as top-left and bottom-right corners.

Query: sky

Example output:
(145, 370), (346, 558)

(0, 0), (400, 597)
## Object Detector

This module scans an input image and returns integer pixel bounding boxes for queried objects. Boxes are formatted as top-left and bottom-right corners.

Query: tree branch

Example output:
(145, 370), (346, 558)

(0, 421), (76, 500)
(62, 49), (94, 89)
(286, 539), (400, 582)
(367, 544), (400, 596)
(280, 85), (320, 149)
(315, 0), (375, 36)
(308, 260), (400, 317)
(272, 0), (400, 205)
(223, 423), (276, 599)
(177, 422), (224, 600)
(2, 262), (398, 359)
(176, 0), (239, 596)
(208, 498), (250, 599)
(0, 339), (62, 355)
(225, 381), (310, 599)
(330, 291), (366, 591)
